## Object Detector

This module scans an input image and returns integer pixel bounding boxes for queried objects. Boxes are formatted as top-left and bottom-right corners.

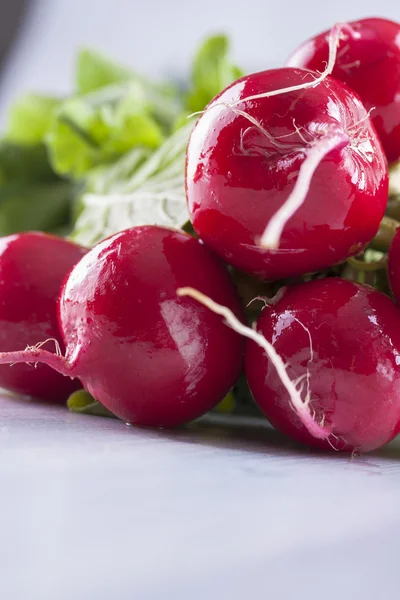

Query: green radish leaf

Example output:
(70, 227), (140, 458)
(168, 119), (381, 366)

(45, 83), (164, 179)
(67, 389), (116, 418)
(181, 219), (196, 235)
(76, 49), (183, 129)
(76, 49), (133, 94)
(6, 94), (61, 145)
(0, 180), (74, 235)
(0, 141), (73, 235)
(70, 121), (193, 246)
(186, 34), (243, 113)
(0, 142), (57, 184)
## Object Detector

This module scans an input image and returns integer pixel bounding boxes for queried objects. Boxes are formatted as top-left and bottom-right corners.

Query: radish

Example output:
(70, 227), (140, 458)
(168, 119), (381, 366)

(244, 278), (400, 452)
(287, 17), (400, 163)
(0, 232), (86, 402)
(388, 227), (400, 302)
(178, 278), (400, 452)
(0, 226), (244, 426)
(186, 64), (388, 281)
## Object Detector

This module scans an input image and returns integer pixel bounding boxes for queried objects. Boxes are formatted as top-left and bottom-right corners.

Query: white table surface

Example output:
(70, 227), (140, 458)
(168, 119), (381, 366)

(1, 1), (400, 598)
(1, 395), (400, 599)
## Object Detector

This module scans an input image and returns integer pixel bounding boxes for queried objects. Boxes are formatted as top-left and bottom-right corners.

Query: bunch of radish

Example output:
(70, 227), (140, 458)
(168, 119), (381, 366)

(1, 16), (400, 454)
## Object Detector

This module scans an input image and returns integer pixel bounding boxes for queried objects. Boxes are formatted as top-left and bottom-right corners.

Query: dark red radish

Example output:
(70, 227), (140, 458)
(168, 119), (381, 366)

(0, 232), (86, 402)
(388, 227), (400, 302)
(243, 278), (400, 452)
(287, 17), (400, 163)
(186, 64), (388, 281)
(0, 226), (244, 427)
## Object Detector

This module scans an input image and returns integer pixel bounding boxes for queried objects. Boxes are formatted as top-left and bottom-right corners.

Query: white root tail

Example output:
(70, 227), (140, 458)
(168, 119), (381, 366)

(254, 21), (358, 249)
(225, 22), (356, 250)
(177, 287), (331, 440)
(260, 131), (349, 248)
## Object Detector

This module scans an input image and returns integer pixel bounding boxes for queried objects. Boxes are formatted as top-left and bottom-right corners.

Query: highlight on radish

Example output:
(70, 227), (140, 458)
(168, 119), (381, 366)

(0, 232), (86, 402)
(287, 17), (400, 163)
(186, 45), (388, 281)
(0, 226), (244, 426)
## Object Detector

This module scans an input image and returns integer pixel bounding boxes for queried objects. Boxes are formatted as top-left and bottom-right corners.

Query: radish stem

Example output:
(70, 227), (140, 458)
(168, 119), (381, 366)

(347, 256), (387, 272)
(370, 215), (400, 252)
(385, 198), (400, 221)
(177, 286), (332, 440)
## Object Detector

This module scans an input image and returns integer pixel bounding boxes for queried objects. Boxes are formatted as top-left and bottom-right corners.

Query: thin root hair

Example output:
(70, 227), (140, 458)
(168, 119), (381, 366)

(246, 296), (270, 309)
(347, 107), (376, 133)
(25, 338), (63, 357)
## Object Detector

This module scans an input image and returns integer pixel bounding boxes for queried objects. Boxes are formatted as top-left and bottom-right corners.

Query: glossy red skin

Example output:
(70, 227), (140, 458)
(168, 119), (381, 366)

(245, 278), (400, 452)
(58, 226), (244, 427)
(0, 232), (86, 402)
(287, 17), (400, 163)
(186, 68), (388, 281)
(388, 228), (400, 302)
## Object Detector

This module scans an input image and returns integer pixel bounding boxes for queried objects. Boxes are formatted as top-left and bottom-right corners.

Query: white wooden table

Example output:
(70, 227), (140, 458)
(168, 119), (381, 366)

(1, 395), (399, 599)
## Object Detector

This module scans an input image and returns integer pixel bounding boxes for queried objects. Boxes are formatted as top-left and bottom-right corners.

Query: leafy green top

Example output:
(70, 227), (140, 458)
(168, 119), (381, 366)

(0, 34), (243, 240)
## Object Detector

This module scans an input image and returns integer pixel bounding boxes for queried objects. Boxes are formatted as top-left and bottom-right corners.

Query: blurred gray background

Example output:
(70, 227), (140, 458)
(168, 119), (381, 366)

(0, 0), (400, 121)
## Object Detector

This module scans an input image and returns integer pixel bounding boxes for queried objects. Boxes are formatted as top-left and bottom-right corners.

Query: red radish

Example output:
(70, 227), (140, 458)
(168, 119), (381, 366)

(186, 65), (388, 281)
(244, 278), (400, 452)
(388, 227), (400, 302)
(287, 17), (400, 163)
(0, 226), (244, 426)
(0, 232), (86, 402)
(177, 286), (330, 440)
